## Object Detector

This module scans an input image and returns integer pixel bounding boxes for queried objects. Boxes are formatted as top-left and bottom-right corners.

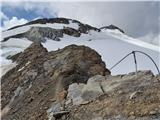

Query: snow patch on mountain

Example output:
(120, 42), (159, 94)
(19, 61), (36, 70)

(42, 30), (159, 75)
(2, 21), (79, 39)
(1, 23), (159, 76)
(0, 38), (32, 76)
(104, 29), (160, 52)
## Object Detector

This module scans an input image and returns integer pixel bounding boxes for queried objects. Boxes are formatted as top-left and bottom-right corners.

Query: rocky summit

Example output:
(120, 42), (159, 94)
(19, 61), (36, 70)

(1, 43), (160, 120)
(1, 17), (159, 120)
(1, 43), (110, 120)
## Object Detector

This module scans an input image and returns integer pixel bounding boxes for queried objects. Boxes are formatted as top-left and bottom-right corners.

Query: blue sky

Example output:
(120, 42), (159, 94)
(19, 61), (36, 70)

(1, 2), (57, 26)
(1, 1), (159, 44)
(2, 6), (41, 22)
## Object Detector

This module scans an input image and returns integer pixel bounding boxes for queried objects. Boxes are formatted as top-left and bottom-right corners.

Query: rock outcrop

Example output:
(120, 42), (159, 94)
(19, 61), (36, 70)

(67, 70), (160, 120)
(100, 24), (125, 33)
(25, 27), (63, 42)
(1, 43), (110, 120)
(1, 42), (159, 120)
(7, 18), (99, 32)
(3, 26), (80, 42)
(3, 18), (100, 42)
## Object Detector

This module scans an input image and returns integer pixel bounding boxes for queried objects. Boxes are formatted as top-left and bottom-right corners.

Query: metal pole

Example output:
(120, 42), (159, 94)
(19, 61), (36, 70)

(110, 52), (133, 70)
(132, 51), (138, 77)
(134, 51), (160, 75)
(109, 50), (160, 75)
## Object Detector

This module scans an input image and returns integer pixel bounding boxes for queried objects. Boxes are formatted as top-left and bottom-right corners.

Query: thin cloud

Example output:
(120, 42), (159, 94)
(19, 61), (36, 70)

(0, 11), (9, 20)
(1, 1), (159, 45)
(3, 17), (28, 30)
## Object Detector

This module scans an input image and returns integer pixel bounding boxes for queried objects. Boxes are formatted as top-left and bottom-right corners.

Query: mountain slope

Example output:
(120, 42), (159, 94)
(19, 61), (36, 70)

(1, 43), (110, 120)
(1, 18), (159, 76)
(1, 18), (160, 120)
(1, 43), (160, 120)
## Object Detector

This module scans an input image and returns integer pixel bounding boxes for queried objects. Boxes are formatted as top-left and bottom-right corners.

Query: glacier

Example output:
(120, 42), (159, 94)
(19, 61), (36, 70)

(1, 21), (160, 76)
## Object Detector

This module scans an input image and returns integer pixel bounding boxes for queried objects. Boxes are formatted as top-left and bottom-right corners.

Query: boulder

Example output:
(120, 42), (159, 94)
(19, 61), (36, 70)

(63, 27), (81, 37)
(69, 70), (160, 120)
(81, 75), (105, 101)
(66, 83), (85, 105)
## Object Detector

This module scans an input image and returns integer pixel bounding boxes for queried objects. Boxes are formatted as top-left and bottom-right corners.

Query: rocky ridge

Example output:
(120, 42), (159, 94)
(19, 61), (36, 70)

(2, 18), (125, 43)
(3, 18), (100, 42)
(1, 43), (160, 120)
(1, 43), (110, 120)
(1, 19), (159, 119)
(6, 18), (99, 32)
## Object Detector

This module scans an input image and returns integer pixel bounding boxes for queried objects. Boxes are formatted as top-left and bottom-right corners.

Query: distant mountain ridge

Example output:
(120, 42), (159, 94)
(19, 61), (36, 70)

(100, 24), (125, 33)
(1, 17), (159, 76)
(1, 17), (160, 120)
(3, 18), (124, 43)
(6, 18), (100, 32)
(6, 18), (124, 33)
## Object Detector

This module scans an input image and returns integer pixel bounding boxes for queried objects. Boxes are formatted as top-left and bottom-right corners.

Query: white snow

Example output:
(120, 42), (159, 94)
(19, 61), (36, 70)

(1, 25), (160, 76)
(105, 29), (160, 52)
(18, 61), (31, 72)
(2, 26), (31, 39)
(1, 38), (32, 48)
(138, 33), (160, 46)
(0, 38), (32, 77)
(1, 38), (32, 62)
(2, 22), (79, 39)
(42, 30), (160, 75)
(0, 62), (17, 77)
(18, 66), (25, 72)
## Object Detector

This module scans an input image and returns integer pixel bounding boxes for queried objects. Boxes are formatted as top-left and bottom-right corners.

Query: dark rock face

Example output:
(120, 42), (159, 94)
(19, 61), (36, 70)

(3, 18), (100, 42)
(7, 17), (100, 32)
(63, 27), (81, 37)
(3, 25), (100, 42)
(3, 27), (63, 42)
(25, 27), (63, 42)
(1, 43), (110, 120)
(100, 24), (125, 33)
(7, 18), (70, 30)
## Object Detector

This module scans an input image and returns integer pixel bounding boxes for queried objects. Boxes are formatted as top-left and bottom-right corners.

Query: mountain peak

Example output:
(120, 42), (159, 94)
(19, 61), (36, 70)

(100, 24), (124, 33)
(6, 17), (100, 32)
(3, 17), (101, 42)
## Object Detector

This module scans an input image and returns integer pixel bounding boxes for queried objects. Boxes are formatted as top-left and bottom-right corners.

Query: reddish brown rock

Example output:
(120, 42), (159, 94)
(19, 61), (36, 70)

(1, 43), (110, 120)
